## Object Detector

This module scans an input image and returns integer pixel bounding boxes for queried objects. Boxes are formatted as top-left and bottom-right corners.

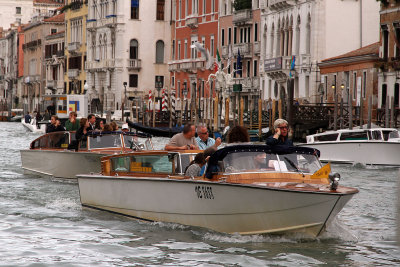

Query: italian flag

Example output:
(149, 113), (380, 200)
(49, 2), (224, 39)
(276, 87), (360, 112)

(214, 49), (221, 72)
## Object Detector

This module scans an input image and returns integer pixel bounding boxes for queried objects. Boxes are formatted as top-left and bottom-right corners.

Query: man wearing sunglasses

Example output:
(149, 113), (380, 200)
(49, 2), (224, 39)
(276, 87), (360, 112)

(266, 119), (293, 147)
(195, 125), (222, 150)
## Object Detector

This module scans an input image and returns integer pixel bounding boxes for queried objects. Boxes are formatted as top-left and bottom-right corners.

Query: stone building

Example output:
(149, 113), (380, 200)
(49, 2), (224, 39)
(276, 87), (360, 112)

(86, 0), (171, 114)
(44, 30), (65, 95)
(0, 0), (34, 30)
(319, 42), (380, 122)
(377, 0), (400, 109)
(260, 0), (380, 104)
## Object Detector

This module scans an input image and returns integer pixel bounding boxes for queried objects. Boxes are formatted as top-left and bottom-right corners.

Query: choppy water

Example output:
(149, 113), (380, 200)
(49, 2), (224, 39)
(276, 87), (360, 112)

(1, 122), (399, 266)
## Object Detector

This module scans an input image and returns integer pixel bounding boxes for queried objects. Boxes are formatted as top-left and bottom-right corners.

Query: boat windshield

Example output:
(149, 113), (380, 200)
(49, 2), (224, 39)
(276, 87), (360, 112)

(89, 134), (122, 149)
(387, 130), (400, 140)
(222, 152), (321, 174)
(111, 154), (174, 174)
(123, 135), (153, 150)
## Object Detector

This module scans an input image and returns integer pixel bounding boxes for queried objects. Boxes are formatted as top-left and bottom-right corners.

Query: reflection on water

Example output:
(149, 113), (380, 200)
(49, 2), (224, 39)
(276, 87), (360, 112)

(0, 122), (399, 265)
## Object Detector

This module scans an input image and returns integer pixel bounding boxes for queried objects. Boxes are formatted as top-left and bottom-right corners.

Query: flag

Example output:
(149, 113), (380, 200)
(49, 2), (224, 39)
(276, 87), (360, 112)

(236, 48), (242, 76)
(289, 56), (295, 78)
(214, 49), (221, 72)
(311, 163), (331, 179)
(216, 49), (221, 62)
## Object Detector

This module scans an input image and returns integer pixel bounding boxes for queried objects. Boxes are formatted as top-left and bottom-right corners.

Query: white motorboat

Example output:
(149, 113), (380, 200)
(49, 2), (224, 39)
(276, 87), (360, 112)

(21, 118), (48, 133)
(77, 145), (358, 237)
(298, 127), (400, 166)
(20, 131), (153, 179)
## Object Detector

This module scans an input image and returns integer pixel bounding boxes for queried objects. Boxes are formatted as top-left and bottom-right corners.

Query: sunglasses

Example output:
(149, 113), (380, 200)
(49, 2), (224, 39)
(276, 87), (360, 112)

(278, 126), (288, 130)
(199, 132), (209, 134)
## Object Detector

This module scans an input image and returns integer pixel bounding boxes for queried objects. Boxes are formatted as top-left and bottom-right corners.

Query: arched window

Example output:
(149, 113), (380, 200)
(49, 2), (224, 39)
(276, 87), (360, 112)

(156, 40), (164, 63)
(130, 39), (138, 59)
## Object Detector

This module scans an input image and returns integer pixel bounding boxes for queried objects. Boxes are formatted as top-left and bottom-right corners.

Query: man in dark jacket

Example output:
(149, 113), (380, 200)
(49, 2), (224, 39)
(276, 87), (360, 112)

(46, 115), (65, 133)
(266, 119), (293, 147)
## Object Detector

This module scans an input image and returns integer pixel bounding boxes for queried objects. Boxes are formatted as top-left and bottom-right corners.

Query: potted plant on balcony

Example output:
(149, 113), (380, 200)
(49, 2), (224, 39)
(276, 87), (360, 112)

(233, 0), (252, 11)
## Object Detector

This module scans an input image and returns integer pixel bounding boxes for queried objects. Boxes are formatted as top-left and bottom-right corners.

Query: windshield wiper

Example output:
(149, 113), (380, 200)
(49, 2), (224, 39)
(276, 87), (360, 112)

(284, 156), (305, 177)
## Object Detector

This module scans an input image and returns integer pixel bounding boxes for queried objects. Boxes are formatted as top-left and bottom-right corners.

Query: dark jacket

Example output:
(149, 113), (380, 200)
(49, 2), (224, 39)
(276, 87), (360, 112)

(46, 124), (65, 133)
(266, 135), (293, 147)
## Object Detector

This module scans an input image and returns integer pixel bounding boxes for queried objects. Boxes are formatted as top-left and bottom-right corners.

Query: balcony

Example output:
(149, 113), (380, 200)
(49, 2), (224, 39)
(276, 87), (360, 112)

(104, 15), (117, 27)
(195, 60), (205, 70)
(22, 39), (41, 50)
(229, 77), (260, 93)
(233, 43), (253, 57)
(232, 9), (252, 25)
(127, 59), (141, 70)
(186, 15), (198, 28)
(56, 50), (64, 57)
(70, 0), (83, 10)
(300, 54), (311, 69)
(87, 19), (97, 30)
(67, 42), (81, 53)
(269, 0), (296, 11)
(47, 80), (55, 88)
(180, 61), (197, 73)
(263, 56), (294, 81)
(67, 69), (80, 79)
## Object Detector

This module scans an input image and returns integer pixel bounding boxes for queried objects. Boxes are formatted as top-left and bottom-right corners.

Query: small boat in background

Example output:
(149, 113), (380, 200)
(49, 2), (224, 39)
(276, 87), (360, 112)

(127, 119), (182, 137)
(77, 144), (358, 237)
(298, 127), (400, 166)
(21, 118), (48, 133)
(20, 131), (153, 179)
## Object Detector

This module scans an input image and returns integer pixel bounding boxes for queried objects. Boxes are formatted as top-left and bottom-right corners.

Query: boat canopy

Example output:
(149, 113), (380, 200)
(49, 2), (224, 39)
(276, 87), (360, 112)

(205, 145), (320, 179)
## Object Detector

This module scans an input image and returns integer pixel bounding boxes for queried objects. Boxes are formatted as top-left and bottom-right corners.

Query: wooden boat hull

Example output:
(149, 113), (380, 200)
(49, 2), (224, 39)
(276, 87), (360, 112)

(77, 175), (356, 236)
(20, 149), (107, 178)
(298, 141), (400, 166)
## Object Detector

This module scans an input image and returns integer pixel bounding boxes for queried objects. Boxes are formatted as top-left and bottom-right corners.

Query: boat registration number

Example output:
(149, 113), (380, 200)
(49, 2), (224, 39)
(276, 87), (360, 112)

(195, 186), (214, 200)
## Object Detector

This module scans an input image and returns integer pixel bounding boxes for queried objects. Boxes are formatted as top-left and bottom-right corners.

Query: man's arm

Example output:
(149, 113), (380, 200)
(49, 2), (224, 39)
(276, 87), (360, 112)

(165, 144), (187, 150)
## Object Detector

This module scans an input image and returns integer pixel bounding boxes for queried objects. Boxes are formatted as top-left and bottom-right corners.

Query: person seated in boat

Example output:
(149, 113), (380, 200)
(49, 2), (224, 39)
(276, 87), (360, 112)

(266, 119), (293, 147)
(199, 146), (217, 176)
(87, 114), (96, 131)
(94, 119), (105, 132)
(165, 124), (199, 151)
(24, 112), (31, 123)
(227, 125), (250, 143)
(46, 116), (65, 133)
(110, 121), (119, 131)
(65, 111), (80, 131)
(195, 125), (222, 150)
(184, 152), (207, 177)
(103, 124), (113, 132)
(121, 124), (129, 132)
(74, 118), (90, 147)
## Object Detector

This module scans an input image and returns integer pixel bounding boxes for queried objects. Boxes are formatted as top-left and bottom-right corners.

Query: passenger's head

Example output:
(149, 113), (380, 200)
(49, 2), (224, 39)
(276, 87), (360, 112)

(183, 123), (195, 138)
(193, 152), (207, 166)
(103, 124), (113, 132)
(197, 125), (209, 141)
(88, 114), (96, 125)
(80, 118), (88, 128)
(273, 119), (289, 137)
(69, 111), (77, 119)
(121, 123), (129, 132)
(95, 119), (104, 130)
(227, 125), (250, 143)
(204, 146), (217, 158)
(50, 115), (58, 125)
(110, 121), (118, 131)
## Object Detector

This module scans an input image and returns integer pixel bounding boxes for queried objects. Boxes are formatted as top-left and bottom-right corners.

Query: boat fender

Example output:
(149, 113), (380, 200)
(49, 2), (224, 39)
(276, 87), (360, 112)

(329, 172), (340, 191)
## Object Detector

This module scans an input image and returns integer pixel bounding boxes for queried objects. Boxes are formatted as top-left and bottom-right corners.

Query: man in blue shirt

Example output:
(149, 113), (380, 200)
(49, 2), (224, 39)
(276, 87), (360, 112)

(195, 125), (222, 150)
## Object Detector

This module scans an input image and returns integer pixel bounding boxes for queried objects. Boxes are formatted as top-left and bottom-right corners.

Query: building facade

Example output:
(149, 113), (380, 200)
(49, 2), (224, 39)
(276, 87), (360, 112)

(44, 30), (65, 95)
(219, 0), (261, 112)
(319, 42), (379, 122)
(64, 0), (87, 99)
(169, 0), (219, 109)
(260, 0), (380, 104)
(22, 13), (65, 113)
(0, 0), (34, 30)
(86, 0), (171, 114)
(377, 0), (400, 109)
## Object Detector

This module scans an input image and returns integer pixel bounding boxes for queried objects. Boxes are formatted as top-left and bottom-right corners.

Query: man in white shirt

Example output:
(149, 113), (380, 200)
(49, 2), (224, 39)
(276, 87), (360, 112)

(195, 125), (221, 150)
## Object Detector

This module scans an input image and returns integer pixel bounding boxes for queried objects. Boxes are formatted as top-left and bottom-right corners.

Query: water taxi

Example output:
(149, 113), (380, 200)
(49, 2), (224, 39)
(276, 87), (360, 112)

(298, 127), (400, 165)
(20, 131), (153, 179)
(77, 144), (358, 237)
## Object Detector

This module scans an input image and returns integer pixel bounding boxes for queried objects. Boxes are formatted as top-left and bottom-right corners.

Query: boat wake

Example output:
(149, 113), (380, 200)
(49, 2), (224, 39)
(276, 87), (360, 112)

(45, 197), (82, 211)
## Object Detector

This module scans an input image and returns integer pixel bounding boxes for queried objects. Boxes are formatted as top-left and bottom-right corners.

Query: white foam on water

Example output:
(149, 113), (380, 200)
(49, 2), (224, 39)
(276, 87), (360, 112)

(200, 232), (298, 244)
(45, 197), (81, 211)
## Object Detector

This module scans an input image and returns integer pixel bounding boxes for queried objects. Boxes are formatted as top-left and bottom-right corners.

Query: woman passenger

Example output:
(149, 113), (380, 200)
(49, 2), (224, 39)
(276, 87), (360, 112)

(184, 153), (207, 177)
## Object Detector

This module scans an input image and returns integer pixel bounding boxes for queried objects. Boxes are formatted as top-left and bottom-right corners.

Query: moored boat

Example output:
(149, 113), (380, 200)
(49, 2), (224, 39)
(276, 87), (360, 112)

(297, 127), (400, 166)
(126, 119), (183, 137)
(20, 131), (153, 179)
(21, 118), (48, 133)
(77, 144), (358, 237)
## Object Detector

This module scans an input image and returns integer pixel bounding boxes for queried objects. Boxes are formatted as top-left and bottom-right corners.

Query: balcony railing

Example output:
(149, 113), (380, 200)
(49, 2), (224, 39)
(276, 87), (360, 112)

(233, 43), (252, 57)
(300, 54), (311, 68)
(233, 9), (252, 25)
(67, 69), (80, 78)
(269, 0), (296, 11)
(22, 39), (42, 50)
(228, 77), (260, 93)
(47, 80), (55, 88)
(127, 59), (141, 70)
(104, 15), (117, 27)
(186, 15), (198, 28)
(67, 42), (81, 53)
(87, 19), (97, 30)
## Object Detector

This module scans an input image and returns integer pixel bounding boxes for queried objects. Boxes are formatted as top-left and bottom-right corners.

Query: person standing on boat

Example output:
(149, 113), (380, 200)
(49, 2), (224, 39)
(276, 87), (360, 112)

(65, 111), (80, 131)
(24, 112), (31, 123)
(165, 124), (199, 150)
(87, 114), (96, 132)
(266, 119), (293, 147)
(46, 115), (65, 133)
(195, 125), (222, 150)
